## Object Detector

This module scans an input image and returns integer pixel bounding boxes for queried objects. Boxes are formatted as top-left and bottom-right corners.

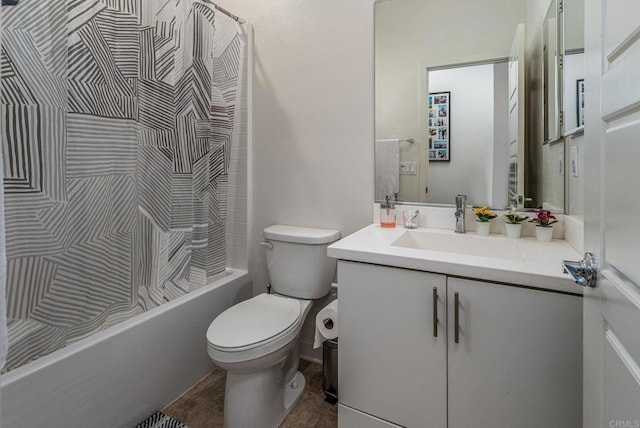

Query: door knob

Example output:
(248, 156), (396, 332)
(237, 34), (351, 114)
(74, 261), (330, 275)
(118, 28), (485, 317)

(562, 252), (597, 288)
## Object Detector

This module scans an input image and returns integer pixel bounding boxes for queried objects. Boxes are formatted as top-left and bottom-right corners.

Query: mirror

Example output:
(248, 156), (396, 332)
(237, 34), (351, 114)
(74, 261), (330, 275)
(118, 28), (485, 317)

(543, 0), (585, 138)
(563, 0), (585, 133)
(539, 0), (584, 213)
(375, 0), (535, 209)
(543, 0), (562, 143)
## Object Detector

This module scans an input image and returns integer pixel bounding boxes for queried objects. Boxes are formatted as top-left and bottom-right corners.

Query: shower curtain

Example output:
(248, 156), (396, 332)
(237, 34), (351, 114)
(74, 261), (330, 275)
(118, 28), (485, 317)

(0, 0), (247, 372)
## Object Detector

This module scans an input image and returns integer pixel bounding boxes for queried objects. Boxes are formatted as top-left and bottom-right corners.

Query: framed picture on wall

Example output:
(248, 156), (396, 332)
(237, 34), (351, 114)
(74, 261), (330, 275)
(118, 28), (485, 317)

(428, 91), (450, 161)
(576, 79), (585, 127)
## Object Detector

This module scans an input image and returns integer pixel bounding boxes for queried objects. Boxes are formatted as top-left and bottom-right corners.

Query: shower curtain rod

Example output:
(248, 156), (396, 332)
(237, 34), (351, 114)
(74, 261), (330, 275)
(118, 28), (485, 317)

(201, 0), (246, 24)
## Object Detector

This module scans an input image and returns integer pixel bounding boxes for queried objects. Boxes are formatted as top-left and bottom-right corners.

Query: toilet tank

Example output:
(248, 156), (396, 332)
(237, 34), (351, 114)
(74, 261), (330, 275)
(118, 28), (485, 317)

(263, 225), (341, 299)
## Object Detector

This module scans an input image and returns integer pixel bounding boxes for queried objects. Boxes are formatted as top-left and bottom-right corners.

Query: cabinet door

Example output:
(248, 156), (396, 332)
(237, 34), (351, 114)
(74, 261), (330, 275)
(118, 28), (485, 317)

(338, 261), (447, 428)
(447, 278), (582, 428)
(338, 405), (403, 428)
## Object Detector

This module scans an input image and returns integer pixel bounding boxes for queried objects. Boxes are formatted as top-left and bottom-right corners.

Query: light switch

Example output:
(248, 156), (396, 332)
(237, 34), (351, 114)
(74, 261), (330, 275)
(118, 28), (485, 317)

(400, 162), (417, 175)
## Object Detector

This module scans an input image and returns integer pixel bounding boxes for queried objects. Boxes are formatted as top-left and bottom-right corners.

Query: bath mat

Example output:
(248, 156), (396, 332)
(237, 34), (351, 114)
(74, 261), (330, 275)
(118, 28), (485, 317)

(136, 411), (189, 428)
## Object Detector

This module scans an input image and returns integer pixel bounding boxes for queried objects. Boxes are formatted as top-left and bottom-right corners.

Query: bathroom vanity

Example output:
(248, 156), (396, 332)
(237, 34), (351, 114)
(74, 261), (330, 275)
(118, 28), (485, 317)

(329, 225), (583, 428)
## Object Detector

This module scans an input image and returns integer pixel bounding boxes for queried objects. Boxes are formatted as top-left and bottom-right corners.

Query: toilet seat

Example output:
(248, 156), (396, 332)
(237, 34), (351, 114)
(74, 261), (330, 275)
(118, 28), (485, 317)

(207, 294), (311, 365)
(208, 293), (300, 350)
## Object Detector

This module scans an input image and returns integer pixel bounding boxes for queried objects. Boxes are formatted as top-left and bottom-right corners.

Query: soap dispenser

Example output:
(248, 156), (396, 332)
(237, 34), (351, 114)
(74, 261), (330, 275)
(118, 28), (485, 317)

(380, 195), (396, 228)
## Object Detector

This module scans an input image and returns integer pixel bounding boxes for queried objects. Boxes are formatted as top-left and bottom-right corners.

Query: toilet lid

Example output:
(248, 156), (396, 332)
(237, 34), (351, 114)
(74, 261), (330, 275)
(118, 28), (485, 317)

(207, 294), (301, 349)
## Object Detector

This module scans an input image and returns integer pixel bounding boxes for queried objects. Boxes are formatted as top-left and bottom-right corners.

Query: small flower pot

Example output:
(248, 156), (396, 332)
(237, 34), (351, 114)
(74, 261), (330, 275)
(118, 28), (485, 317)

(535, 226), (553, 242)
(475, 221), (491, 236)
(505, 223), (522, 239)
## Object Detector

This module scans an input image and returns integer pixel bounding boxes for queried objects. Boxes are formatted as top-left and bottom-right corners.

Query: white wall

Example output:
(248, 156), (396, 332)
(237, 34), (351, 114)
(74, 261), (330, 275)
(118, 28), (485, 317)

(567, 132), (584, 216)
(427, 64), (496, 207)
(215, 0), (376, 359)
(564, 0), (585, 52)
(527, 0), (554, 49)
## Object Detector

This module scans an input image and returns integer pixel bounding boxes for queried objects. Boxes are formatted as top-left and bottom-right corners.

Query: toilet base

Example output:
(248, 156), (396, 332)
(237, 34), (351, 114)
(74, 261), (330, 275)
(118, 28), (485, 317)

(223, 368), (306, 428)
(283, 371), (306, 414)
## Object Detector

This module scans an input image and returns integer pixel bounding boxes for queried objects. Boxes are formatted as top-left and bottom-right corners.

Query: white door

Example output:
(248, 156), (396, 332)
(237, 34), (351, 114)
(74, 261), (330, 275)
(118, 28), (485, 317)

(583, 0), (640, 426)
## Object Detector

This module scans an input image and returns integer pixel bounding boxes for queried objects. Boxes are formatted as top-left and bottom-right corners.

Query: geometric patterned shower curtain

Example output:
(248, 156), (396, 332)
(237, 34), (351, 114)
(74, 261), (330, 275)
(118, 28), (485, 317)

(0, 0), (247, 372)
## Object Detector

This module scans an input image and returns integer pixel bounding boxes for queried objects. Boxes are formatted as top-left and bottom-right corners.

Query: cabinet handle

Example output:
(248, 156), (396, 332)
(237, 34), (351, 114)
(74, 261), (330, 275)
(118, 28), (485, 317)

(432, 287), (438, 337)
(454, 291), (460, 344)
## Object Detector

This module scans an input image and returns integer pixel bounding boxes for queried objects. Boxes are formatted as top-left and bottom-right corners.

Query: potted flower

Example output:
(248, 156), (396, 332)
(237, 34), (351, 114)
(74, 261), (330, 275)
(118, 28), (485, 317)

(529, 209), (558, 242)
(503, 211), (529, 239)
(472, 206), (497, 236)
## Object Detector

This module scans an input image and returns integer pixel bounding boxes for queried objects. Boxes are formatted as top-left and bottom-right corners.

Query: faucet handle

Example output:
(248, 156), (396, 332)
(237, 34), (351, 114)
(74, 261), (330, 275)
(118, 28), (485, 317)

(455, 194), (467, 210)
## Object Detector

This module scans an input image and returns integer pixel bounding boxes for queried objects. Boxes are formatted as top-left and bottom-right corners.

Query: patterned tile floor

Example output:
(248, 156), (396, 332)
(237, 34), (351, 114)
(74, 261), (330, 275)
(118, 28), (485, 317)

(163, 360), (337, 428)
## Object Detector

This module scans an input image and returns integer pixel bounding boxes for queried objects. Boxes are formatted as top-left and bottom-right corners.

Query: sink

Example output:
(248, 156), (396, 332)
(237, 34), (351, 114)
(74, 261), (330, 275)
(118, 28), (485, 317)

(391, 229), (524, 261)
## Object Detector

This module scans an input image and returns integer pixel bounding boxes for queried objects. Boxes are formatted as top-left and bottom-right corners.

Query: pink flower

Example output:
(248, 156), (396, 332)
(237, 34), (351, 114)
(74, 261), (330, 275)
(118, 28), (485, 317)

(529, 209), (558, 227)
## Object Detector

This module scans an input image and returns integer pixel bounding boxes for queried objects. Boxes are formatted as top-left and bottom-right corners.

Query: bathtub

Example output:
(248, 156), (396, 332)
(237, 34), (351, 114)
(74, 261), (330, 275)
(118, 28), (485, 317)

(0, 268), (251, 428)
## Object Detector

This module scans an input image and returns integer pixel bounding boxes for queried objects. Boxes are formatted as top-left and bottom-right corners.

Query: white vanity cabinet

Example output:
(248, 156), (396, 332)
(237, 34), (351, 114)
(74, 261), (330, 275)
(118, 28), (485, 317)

(338, 260), (447, 428)
(338, 260), (583, 428)
(447, 277), (582, 428)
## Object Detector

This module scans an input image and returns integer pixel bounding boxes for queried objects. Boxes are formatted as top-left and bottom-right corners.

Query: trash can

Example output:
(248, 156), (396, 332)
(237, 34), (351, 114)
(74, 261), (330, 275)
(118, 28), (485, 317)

(322, 338), (338, 404)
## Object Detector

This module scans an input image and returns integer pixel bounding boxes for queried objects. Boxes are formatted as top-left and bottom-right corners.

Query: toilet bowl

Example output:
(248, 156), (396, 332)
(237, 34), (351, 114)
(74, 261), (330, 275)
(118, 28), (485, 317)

(207, 293), (312, 373)
(207, 293), (313, 427)
(206, 225), (340, 428)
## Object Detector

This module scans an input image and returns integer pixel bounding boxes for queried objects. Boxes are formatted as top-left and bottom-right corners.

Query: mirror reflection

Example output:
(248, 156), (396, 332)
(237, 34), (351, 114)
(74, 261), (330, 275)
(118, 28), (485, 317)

(374, 0), (546, 209)
(543, 0), (561, 143)
(426, 61), (510, 209)
(563, 0), (585, 133)
(539, 0), (584, 212)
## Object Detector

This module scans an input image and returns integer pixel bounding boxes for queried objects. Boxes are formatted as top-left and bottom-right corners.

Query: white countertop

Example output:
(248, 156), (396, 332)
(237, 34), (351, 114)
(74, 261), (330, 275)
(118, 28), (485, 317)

(328, 224), (583, 295)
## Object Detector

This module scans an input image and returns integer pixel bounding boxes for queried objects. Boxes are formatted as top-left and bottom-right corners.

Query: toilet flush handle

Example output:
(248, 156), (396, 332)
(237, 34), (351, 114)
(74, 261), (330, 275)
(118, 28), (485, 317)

(260, 241), (274, 250)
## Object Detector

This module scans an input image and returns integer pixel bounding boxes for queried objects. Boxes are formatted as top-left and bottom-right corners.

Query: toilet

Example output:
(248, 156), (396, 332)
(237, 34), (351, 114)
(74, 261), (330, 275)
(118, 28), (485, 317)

(206, 225), (341, 428)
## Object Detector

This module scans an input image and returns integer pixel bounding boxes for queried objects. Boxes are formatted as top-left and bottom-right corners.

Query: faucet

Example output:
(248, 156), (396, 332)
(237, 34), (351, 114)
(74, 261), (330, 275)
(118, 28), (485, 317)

(455, 194), (467, 233)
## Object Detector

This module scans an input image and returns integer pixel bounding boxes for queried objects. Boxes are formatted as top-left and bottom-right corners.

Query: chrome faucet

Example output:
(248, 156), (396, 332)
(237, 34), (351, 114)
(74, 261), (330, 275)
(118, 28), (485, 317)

(455, 194), (467, 233)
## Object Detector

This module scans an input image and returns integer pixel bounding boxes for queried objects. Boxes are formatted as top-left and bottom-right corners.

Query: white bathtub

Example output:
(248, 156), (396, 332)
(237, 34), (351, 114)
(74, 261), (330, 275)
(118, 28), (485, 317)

(0, 269), (251, 428)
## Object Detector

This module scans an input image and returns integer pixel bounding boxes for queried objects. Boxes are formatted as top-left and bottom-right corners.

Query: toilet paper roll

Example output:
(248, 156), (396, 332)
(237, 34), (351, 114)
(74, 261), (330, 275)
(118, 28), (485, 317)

(313, 299), (338, 349)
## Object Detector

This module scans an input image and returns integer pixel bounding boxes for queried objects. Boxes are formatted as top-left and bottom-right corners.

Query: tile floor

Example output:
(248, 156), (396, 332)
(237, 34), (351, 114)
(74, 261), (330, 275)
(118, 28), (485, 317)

(163, 360), (337, 428)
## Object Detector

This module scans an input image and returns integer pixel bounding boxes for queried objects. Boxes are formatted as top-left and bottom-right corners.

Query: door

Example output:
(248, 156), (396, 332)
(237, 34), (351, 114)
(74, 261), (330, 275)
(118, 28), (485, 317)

(447, 278), (582, 428)
(583, 0), (640, 426)
(338, 261), (447, 428)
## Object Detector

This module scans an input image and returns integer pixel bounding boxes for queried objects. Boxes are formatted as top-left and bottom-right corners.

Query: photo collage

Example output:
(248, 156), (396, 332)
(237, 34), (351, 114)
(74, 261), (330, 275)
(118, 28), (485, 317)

(428, 91), (450, 161)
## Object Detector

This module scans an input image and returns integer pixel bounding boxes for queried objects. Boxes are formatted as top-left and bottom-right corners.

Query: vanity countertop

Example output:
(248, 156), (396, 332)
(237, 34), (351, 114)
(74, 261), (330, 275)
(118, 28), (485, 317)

(328, 224), (583, 295)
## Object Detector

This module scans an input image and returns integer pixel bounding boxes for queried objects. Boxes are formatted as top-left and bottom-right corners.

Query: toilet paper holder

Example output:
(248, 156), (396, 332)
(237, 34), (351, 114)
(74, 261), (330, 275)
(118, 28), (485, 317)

(323, 318), (334, 330)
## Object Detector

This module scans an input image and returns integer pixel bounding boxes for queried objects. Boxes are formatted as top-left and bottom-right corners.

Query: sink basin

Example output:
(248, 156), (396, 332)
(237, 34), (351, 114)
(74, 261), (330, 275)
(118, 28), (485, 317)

(391, 229), (524, 261)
